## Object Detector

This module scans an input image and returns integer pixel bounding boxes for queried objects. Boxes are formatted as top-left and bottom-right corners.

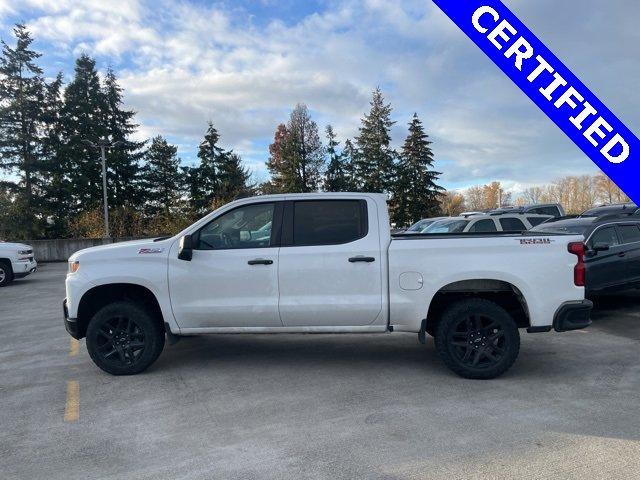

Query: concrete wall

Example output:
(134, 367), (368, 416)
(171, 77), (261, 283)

(25, 237), (149, 262)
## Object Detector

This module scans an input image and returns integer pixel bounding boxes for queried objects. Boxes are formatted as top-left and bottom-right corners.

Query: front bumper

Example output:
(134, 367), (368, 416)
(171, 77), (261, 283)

(12, 259), (37, 278)
(63, 299), (81, 339)
(553, 300), (593, 332)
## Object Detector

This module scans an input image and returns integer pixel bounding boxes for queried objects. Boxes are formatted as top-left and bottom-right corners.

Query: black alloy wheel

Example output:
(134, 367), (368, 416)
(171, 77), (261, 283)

(435, 298), (520, 379)
(95, 316), (147, 368)
(86, 301), (165, 375)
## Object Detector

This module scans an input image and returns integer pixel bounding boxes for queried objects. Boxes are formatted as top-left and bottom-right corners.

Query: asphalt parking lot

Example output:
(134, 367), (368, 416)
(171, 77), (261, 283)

(2, 263), (640, 479)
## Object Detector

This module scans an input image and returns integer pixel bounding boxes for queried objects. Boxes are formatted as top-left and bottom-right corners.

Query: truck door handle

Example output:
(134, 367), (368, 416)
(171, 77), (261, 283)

(248, 259), (273, 265)
(348, 256), (375, 263)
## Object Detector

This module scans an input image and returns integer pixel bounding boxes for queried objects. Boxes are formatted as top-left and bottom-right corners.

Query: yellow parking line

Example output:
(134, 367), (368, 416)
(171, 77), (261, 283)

(69, 338), (79, 356)
(64, 380), (79, 422)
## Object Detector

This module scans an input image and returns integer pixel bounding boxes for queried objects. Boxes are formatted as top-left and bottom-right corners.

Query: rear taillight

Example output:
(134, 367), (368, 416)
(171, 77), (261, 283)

(568, 242), (586, 286)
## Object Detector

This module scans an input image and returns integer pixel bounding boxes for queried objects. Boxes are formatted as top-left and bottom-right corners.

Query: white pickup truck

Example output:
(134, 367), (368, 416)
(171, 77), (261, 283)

(64, 193), (592, 379)
(0, 242), (37, 287)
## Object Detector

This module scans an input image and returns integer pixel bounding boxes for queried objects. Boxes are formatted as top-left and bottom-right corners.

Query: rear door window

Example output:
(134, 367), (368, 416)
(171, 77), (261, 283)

(618, 224), (640, 244)
(527, 216), (548, 227)
(528, 206), (560, 217)
(499, 217), (527, 231)
(468, 219), (497, 232)
(291, 200), (367, 246)
(590, 226), (620, 248)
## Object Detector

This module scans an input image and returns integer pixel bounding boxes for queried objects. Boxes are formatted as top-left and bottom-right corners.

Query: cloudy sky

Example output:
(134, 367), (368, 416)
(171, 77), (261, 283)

(0, 0), (637, 194)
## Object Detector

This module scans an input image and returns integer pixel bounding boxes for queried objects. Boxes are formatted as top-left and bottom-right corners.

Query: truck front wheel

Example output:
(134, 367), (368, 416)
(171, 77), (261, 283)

(0, 261), (13, 287)
(435, 298), (520, 379)
(86, 301), (165, 375)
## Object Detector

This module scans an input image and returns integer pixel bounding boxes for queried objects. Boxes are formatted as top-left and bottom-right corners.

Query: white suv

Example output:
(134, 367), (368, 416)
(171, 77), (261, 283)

(0, 242), (38, 287)
(423, 213), (553, 234)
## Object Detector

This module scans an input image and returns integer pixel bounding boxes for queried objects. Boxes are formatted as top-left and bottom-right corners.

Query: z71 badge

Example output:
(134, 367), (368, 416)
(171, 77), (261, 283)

(138, 248), (164, 254)
(518, 238), (554, 245)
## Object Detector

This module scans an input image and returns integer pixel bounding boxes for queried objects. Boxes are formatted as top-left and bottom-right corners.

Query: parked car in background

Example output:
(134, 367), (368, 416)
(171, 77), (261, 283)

(423, 213), (553, 234)
(0, 242), (38, 287)
(580, 202), (637, 218)
(531, 215), (640, 295)
(405, 217), (448, 233)
(489, 203), (565, 218)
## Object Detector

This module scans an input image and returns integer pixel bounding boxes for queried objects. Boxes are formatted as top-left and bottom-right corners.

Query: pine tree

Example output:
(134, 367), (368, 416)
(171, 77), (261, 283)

(0, 23), (46, 235)
(342, 138), (358, 191)
(267, 104), (324, 193)
(141, 136), (181, 216)
(102, 68), (145, 208)
(354, 88), (396, 193)
(323, 125), (350, 192)
(391, 113), (443, 226)
(194, 121), (226, 213)
(61, 54), (108, 213)
(41, 72), (70, 237)
(215, 152), (251, 206)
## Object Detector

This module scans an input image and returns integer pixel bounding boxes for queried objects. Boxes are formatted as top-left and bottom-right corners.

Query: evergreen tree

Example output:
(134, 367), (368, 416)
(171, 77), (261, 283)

(391, 113), (443, 226)
(141, 136), (181, 216)
(101, 68), (145, 208)
(354, 87), (396, 193)
(194, 121), (226, 213)
(41, 72), (70, 237)
(215, 152), (251, 206)
(267, 104), (324, 193)
(323, 125), (350, 192)
(0, 23), (46, 235)
(342, 138), (358, 191)
(61, 54), (108, 213)
(182, 164), (205, 218)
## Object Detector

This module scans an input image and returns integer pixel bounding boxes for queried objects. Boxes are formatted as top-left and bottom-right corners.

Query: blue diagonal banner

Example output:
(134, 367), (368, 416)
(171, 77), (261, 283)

(432, 0), (639, 203)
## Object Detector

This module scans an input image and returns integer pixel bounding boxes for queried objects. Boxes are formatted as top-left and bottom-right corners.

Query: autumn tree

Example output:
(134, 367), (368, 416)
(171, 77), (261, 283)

(440, 191), (466, 216)
(267, 104), (324, 192)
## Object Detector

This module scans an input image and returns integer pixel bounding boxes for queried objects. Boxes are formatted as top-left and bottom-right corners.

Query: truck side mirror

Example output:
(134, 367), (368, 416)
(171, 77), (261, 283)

(587, 242), (610, 257)
(178, 234), (193, 261)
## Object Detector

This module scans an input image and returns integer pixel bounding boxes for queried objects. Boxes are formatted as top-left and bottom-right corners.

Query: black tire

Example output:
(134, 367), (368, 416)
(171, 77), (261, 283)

(0, 261), (13, 287)
(435, 298), (520, 379)
(86, 301), (165, 375)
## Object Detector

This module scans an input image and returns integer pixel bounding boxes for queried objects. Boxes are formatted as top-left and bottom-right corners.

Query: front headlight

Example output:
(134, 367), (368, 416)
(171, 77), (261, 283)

(68, 261), (80, 274)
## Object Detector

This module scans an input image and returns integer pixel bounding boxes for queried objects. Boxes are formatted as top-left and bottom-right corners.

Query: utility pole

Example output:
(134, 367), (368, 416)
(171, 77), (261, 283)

(83, 139), (123, 238)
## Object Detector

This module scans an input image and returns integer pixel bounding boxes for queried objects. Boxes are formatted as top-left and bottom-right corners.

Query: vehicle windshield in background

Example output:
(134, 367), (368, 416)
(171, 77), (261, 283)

(529, 218), (595, 235)
(406, 219), (434, 232)
(423, 219), (469, 233)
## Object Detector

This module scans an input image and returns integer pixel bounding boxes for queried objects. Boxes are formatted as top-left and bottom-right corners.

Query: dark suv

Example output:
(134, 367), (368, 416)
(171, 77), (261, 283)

(531, 215), (640, 295)
(581, 202), (637, 217)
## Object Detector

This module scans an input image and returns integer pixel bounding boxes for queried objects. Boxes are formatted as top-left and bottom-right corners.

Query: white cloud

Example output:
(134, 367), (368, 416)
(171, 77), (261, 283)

(2, 0), (637, 189)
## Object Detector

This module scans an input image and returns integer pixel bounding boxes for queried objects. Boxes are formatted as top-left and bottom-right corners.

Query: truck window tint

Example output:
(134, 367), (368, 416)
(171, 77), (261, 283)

(293, 200), (366, 246)
(529, 206), (559, 217)
(590, 226), (619, 248)
(197, 203), (275, 250)
(468, 219), (496, 232)
(499, 218), (527, 231)
(619, 225), (640, 244)
(527, 216), (548, 227)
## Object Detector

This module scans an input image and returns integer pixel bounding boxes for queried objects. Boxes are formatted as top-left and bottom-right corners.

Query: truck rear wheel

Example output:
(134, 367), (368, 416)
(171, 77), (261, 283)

(435, 298), (520, 379)
(86, 301), (165, 375)
(0, 261), (13, 287)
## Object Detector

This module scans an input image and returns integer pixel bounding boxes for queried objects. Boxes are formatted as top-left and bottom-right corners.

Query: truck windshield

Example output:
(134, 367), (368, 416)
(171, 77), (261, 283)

(423, 219), (469, 233)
